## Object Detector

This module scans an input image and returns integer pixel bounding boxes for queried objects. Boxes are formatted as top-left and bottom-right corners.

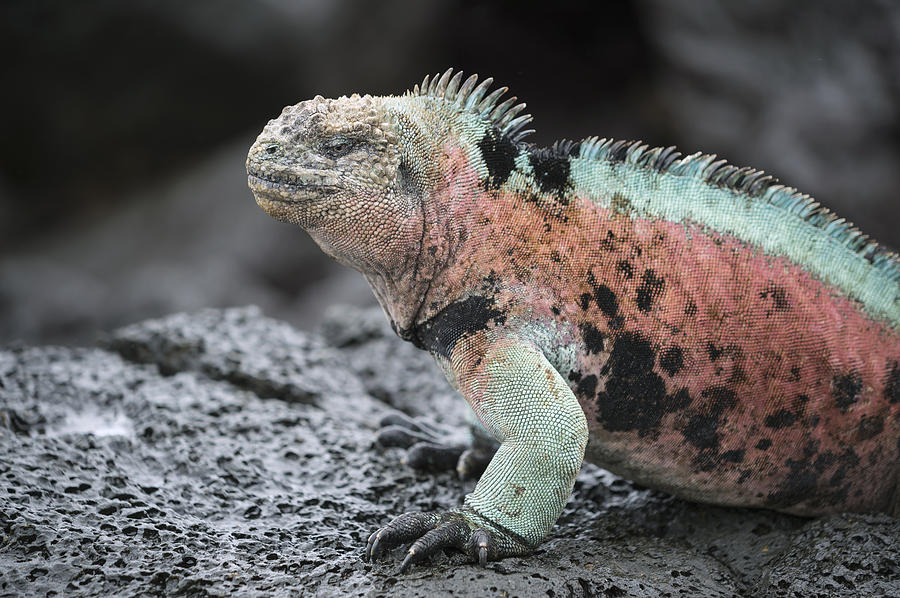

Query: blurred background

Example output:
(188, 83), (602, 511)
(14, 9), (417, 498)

(1, 0), (898, 345)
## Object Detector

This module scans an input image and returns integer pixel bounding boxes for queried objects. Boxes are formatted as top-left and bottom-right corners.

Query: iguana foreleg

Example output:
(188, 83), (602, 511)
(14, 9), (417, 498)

(366, 338), (588, 569)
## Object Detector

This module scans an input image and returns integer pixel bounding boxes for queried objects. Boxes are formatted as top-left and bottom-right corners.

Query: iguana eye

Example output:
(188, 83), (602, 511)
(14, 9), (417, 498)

(322, 137), (357, 159)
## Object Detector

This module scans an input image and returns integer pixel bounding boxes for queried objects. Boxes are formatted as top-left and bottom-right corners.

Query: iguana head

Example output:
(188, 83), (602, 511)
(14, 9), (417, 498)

(246, 93), (421, 272)
(247, 69), (533, 267)
(247, 69), (534, 329)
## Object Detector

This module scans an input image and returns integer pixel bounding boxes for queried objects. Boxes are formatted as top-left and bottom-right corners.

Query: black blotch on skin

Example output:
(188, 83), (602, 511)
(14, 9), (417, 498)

(867, 446), (883, 466)
(831, 485), (850, 506)
(587, 271), (619, 320)
(857, 414), (884, 440)
(828, 449), (860, 488)
(695, 443), (748, 472)
(833, 372), (863, 410)
(578, 293), (592, 311)
(568, 370), (582, 383)
(594, 284), (619, 318)
(603, 332), (654, 376)
(813, 452), (836, 476)
(659, 346), (684, 376)
(764, 409), (798, 429)
(576, 374), (598, 399)
(756, 438), (772, 451)
(482, 270), (501, 292)
(706, 342), (724, 362)
(766, 441), (819, 509)
(683, 417), (719, 451)
(759, 283), (790, 311)
(684, 300), (698, 317)
(550, 305), (561, 316)
(666, 388), (692, 411)
(528, 149), (572, 198)
(681, 386), (737, 451)
(415, 296), (505, 358)
(580, 323), (605, 355)
(886, 361), (900, 404)
(595, 331), (666, 436)
(595, 286), (619, 320)
(523, 192), (569, 222)
(616, 260), (634, 279)
(766, 443), (860, 509)
(719, 450), (745, 463)
(478, 129), (518, 188)
(789, 366), (802, 381)
(599, 230), (617, 252)
(635, 269), (665, 312)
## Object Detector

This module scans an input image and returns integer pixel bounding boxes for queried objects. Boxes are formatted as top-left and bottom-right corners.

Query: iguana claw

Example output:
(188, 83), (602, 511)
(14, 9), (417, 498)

(365, 512), (438, 562)
(470, 528), (491, 566)
(364, 510), (507, 571)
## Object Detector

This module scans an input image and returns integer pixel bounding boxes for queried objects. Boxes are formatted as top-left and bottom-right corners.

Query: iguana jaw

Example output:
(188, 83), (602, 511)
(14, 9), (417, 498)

(246, 160), (341, 224)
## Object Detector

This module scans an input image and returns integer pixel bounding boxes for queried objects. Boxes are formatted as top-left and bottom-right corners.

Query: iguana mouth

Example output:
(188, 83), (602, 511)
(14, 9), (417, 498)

(248, 173), (316, 193)
(246, 168), (340, 200)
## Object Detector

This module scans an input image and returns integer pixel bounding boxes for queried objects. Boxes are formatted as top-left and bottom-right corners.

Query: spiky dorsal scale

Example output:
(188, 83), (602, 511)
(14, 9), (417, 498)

(403, 69), (900, 328)
(411, 68), (534, 143)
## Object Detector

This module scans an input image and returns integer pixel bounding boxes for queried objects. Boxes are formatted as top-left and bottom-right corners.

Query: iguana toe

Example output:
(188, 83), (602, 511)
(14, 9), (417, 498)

(375, 412), (443, 448)
(455, 447), (494, 479)
(375, 412), (477, 473)
(468, 528), (493, 567)
(365, 508), (525, 571)
(365, 511), (440, 562)
(398, 518), (469, 572)
(405, 442), (465, 472)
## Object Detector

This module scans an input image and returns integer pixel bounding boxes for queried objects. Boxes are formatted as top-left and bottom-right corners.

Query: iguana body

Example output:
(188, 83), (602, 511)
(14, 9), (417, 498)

(247, 69), (900, 569)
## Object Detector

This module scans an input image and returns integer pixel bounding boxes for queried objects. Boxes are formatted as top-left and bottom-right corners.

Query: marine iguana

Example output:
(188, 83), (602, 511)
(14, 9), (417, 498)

(246, 69), (900, 571)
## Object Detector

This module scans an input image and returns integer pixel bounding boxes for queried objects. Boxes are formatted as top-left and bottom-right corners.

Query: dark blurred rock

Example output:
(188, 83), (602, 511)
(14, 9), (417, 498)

(641, 0), (900, 250)
(1, 305), (897, 596)
(0, 0), (307, 247)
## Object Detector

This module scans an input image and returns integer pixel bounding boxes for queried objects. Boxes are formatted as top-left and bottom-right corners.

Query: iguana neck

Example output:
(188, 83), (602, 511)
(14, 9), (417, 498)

(363, 175), (470, 342)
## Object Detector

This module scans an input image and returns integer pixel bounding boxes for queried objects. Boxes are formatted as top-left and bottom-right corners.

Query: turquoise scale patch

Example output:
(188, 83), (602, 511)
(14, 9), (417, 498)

(569, 148), (900, 329)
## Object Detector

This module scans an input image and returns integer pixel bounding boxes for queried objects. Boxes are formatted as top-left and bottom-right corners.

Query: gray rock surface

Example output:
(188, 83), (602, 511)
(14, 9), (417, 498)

(1, 306), (898, 597)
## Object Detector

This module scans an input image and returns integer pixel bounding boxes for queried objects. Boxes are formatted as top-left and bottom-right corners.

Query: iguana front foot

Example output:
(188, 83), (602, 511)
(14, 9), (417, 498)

(375, 412), (495, 478)
(364, 507), (529, 571)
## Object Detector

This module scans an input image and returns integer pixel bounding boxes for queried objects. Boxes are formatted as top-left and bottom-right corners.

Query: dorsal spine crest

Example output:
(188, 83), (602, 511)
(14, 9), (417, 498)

(403, 69), (900, 317)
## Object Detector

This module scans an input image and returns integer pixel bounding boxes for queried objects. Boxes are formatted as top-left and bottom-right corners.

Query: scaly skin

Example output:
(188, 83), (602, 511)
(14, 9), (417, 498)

(247, 69), (900, 570)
